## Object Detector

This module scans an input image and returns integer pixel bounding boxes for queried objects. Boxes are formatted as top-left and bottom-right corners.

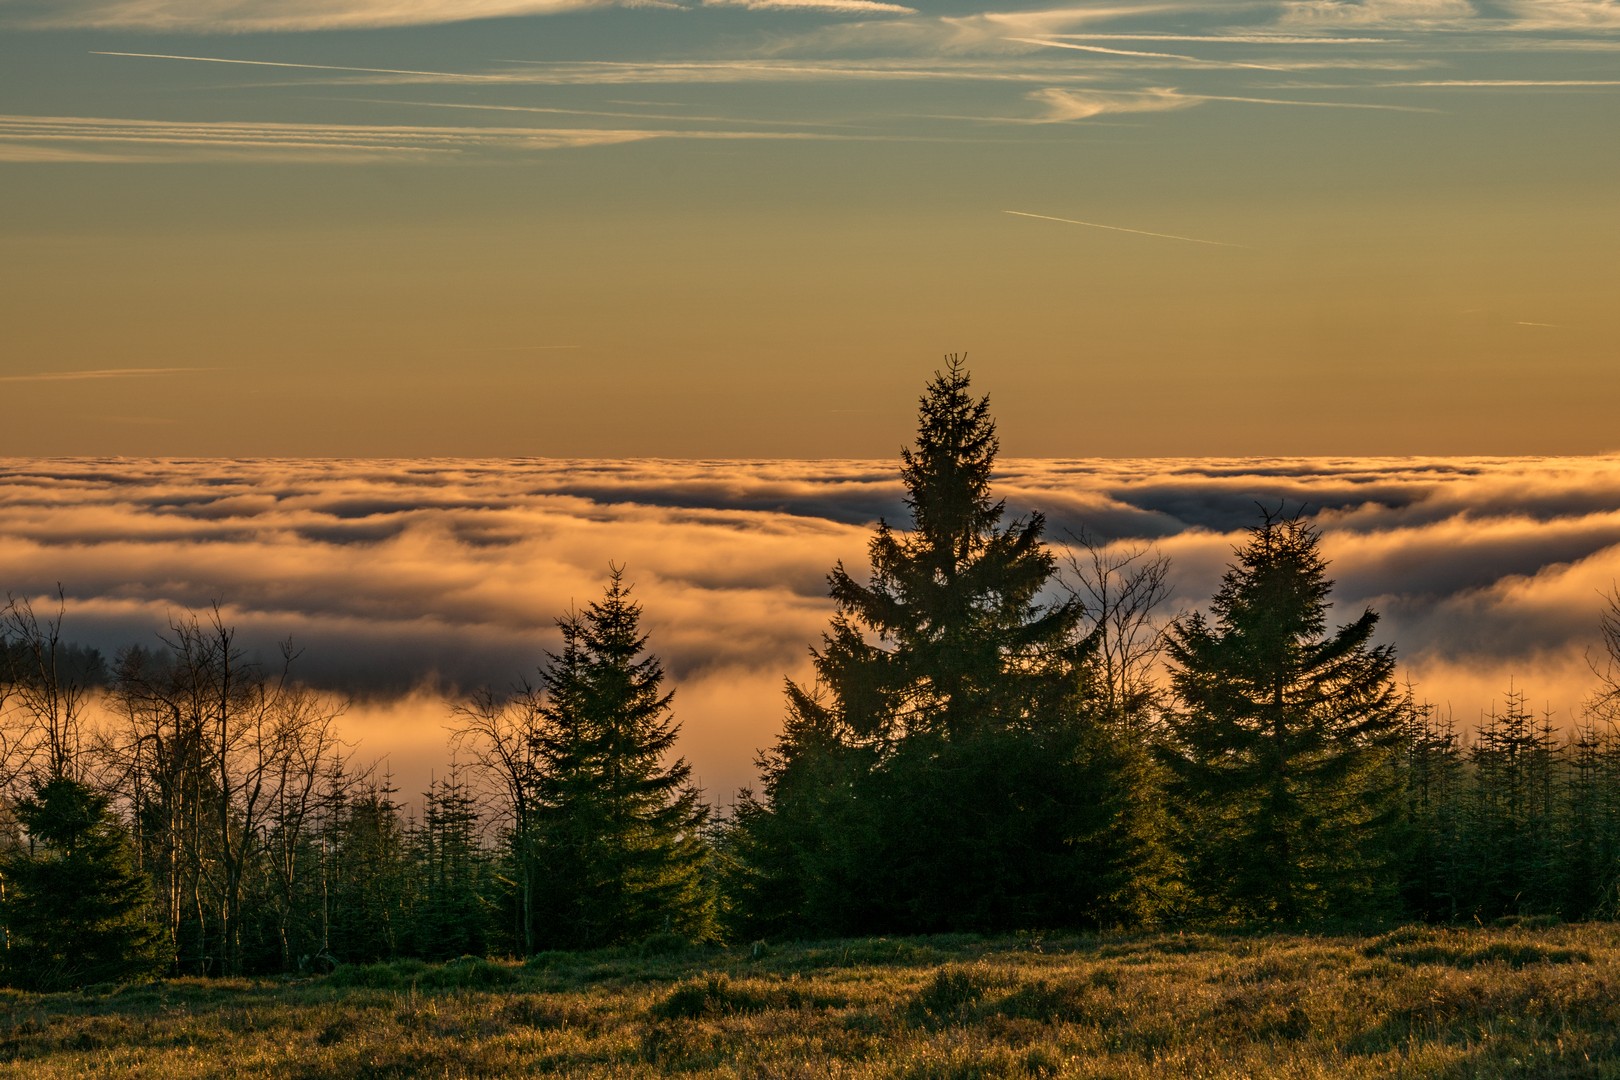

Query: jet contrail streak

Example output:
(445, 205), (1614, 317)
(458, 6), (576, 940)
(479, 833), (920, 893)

(1002, 210), (1244, 248)
(1009, 37), (1288, 73)
(0, 367), (222, 383)
(92, 51), (498, 81)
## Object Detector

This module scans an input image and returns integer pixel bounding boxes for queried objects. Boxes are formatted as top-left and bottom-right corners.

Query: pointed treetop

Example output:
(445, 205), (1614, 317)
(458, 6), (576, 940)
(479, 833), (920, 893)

(900, 354), (1003, 559)
(1211, 507), (1333, 654)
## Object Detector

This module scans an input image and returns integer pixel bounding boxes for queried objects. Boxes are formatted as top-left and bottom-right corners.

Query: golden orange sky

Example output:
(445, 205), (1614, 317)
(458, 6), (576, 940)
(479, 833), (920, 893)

(3, 1), (1618, 456)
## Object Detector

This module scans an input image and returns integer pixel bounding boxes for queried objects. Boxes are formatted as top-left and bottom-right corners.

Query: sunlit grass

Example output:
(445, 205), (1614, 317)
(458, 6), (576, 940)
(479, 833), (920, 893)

(3, 924), (1618, 1077)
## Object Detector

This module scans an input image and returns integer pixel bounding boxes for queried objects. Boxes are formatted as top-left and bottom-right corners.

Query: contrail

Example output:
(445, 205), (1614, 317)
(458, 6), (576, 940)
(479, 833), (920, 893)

(1009, 37), (1289, 73)
(0, 367), (221, 383)
(92, 51), (499, 81)
(1385, 79), (1620, 88)
(1193, 93), (1435, 113)
(1002, 210), (1244, 248)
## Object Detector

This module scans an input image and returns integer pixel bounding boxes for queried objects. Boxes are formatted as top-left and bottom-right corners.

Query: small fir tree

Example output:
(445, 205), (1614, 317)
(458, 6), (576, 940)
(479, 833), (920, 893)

(2, 777), (162, 990)
(407, 767), (498, 960)
(530, 568), (712, 949)
(1462, 687), (1562, 918)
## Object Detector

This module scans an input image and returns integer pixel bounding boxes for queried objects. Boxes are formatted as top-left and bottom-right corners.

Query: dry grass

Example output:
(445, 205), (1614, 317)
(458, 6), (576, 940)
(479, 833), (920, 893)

(3, 925), (1619, 1078)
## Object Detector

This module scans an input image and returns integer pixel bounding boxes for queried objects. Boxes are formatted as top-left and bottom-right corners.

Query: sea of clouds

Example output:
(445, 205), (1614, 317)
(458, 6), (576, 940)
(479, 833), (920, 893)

(5, 456), (1620, 803)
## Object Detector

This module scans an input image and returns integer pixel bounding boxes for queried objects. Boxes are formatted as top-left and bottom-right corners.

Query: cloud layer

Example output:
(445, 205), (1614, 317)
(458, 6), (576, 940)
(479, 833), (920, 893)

(7, 456), (1620, 799)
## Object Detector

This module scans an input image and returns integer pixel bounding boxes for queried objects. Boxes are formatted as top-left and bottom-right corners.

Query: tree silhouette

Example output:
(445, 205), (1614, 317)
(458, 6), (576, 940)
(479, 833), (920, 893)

(531, 568), (712, 949)
(735, 359), (1157, 934)
(2, 777), (161, 990)
(1163, 510), (1403, 922)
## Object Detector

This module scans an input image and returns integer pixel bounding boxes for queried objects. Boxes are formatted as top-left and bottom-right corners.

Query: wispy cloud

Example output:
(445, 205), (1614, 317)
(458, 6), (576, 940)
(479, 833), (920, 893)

(1498, 0), (1620, 30)
(95, 48), (1076, 88)
(13, 0), (621, 32)
(0, 144), (149, 163)
(1279, 0), (1479, 28)
(1026, 86), (1200, 119)
(1024, 84), (1430, 122)
(349, 97), (856, 128)
(0, 367), (222, 383)
(1003, 208), (1244, 247)
(701, 0), (916, 13)
(0, 113), (892, 165)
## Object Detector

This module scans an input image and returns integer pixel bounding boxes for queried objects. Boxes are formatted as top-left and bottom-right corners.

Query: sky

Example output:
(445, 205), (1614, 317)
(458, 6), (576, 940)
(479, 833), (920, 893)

(7, 454), (1620, 803)
(3, 2), (1619, 802)
(3, 0), (1619, 455)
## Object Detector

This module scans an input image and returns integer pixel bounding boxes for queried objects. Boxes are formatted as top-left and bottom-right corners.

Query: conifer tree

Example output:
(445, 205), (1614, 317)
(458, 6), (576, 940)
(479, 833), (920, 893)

(1, 777), (161, 990)
(736, 359), (1155, 934)
(530, 569), (711, 949)
(1394, 697), (1465, 921)
(1462, 687), (1562, 918)
(1561, 712), (1620, 918)
(325, 777), (410, 963)
(1163, 510), (1403, 922)
(407, 767), (497, 959)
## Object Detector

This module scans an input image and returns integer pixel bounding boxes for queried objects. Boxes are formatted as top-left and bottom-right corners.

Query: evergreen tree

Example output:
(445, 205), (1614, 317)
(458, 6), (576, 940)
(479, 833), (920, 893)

(1461, 687), (1562, 918)
(1393, 697), (1465, 921)
(1162, 510), (1403, 923)
(530, 569), (712, 949)
(325, 778), (410, 963)
(1, 777), (162, 990)
(734, 359), (1155, 935)
(406, 767), (498, 960)
(1560, 712), (1620, 919)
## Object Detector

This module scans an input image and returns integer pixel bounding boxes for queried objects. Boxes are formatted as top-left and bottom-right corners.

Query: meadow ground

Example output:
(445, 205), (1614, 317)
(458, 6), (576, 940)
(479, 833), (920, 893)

(2, 924), (1618, 1078)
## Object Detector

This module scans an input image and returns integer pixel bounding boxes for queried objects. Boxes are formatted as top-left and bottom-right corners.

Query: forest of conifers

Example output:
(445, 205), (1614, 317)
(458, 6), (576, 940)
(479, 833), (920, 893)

(6, 360), (1620, 991)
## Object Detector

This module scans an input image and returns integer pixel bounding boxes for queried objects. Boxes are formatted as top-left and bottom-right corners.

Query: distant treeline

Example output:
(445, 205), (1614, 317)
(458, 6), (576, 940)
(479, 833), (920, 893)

(5, 358), (1620, 990)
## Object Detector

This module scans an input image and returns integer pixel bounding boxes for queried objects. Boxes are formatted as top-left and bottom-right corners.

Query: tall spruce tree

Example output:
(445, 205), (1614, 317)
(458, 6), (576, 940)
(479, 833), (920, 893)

(530, 568), (712, 949)
(734, 359), (1153, 935)
(1163, 510), (1403, 923)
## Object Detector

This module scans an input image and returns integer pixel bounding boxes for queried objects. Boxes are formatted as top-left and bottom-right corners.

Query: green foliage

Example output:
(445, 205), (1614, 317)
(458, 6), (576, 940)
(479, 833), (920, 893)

(325, 780), (412, 964)
(732, 359), (1164, 937)
(1, 777), (162, 991)
(530, 568), (714, 949)
(406, 768), (500, 960)
(1461, 688), (1563, 917)
(1162, 511), (1404, 923)
(1391, 698), (1466, 921)
(324, 958), (431, 989)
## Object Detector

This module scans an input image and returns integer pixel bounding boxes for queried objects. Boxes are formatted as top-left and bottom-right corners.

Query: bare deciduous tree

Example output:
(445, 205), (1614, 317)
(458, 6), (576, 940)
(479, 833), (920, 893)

(450, 684), (544, 955)
(1062, 529), (1172, 731)
(2, 588), (93, 786)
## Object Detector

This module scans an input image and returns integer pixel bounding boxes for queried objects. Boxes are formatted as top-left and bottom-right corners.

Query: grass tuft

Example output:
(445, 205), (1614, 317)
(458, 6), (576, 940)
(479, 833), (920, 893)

(6, 925), (1620, 1077)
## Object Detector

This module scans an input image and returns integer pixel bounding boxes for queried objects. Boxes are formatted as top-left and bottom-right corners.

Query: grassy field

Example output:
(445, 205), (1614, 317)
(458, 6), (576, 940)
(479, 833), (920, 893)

(2, 924), (1618, 1078)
